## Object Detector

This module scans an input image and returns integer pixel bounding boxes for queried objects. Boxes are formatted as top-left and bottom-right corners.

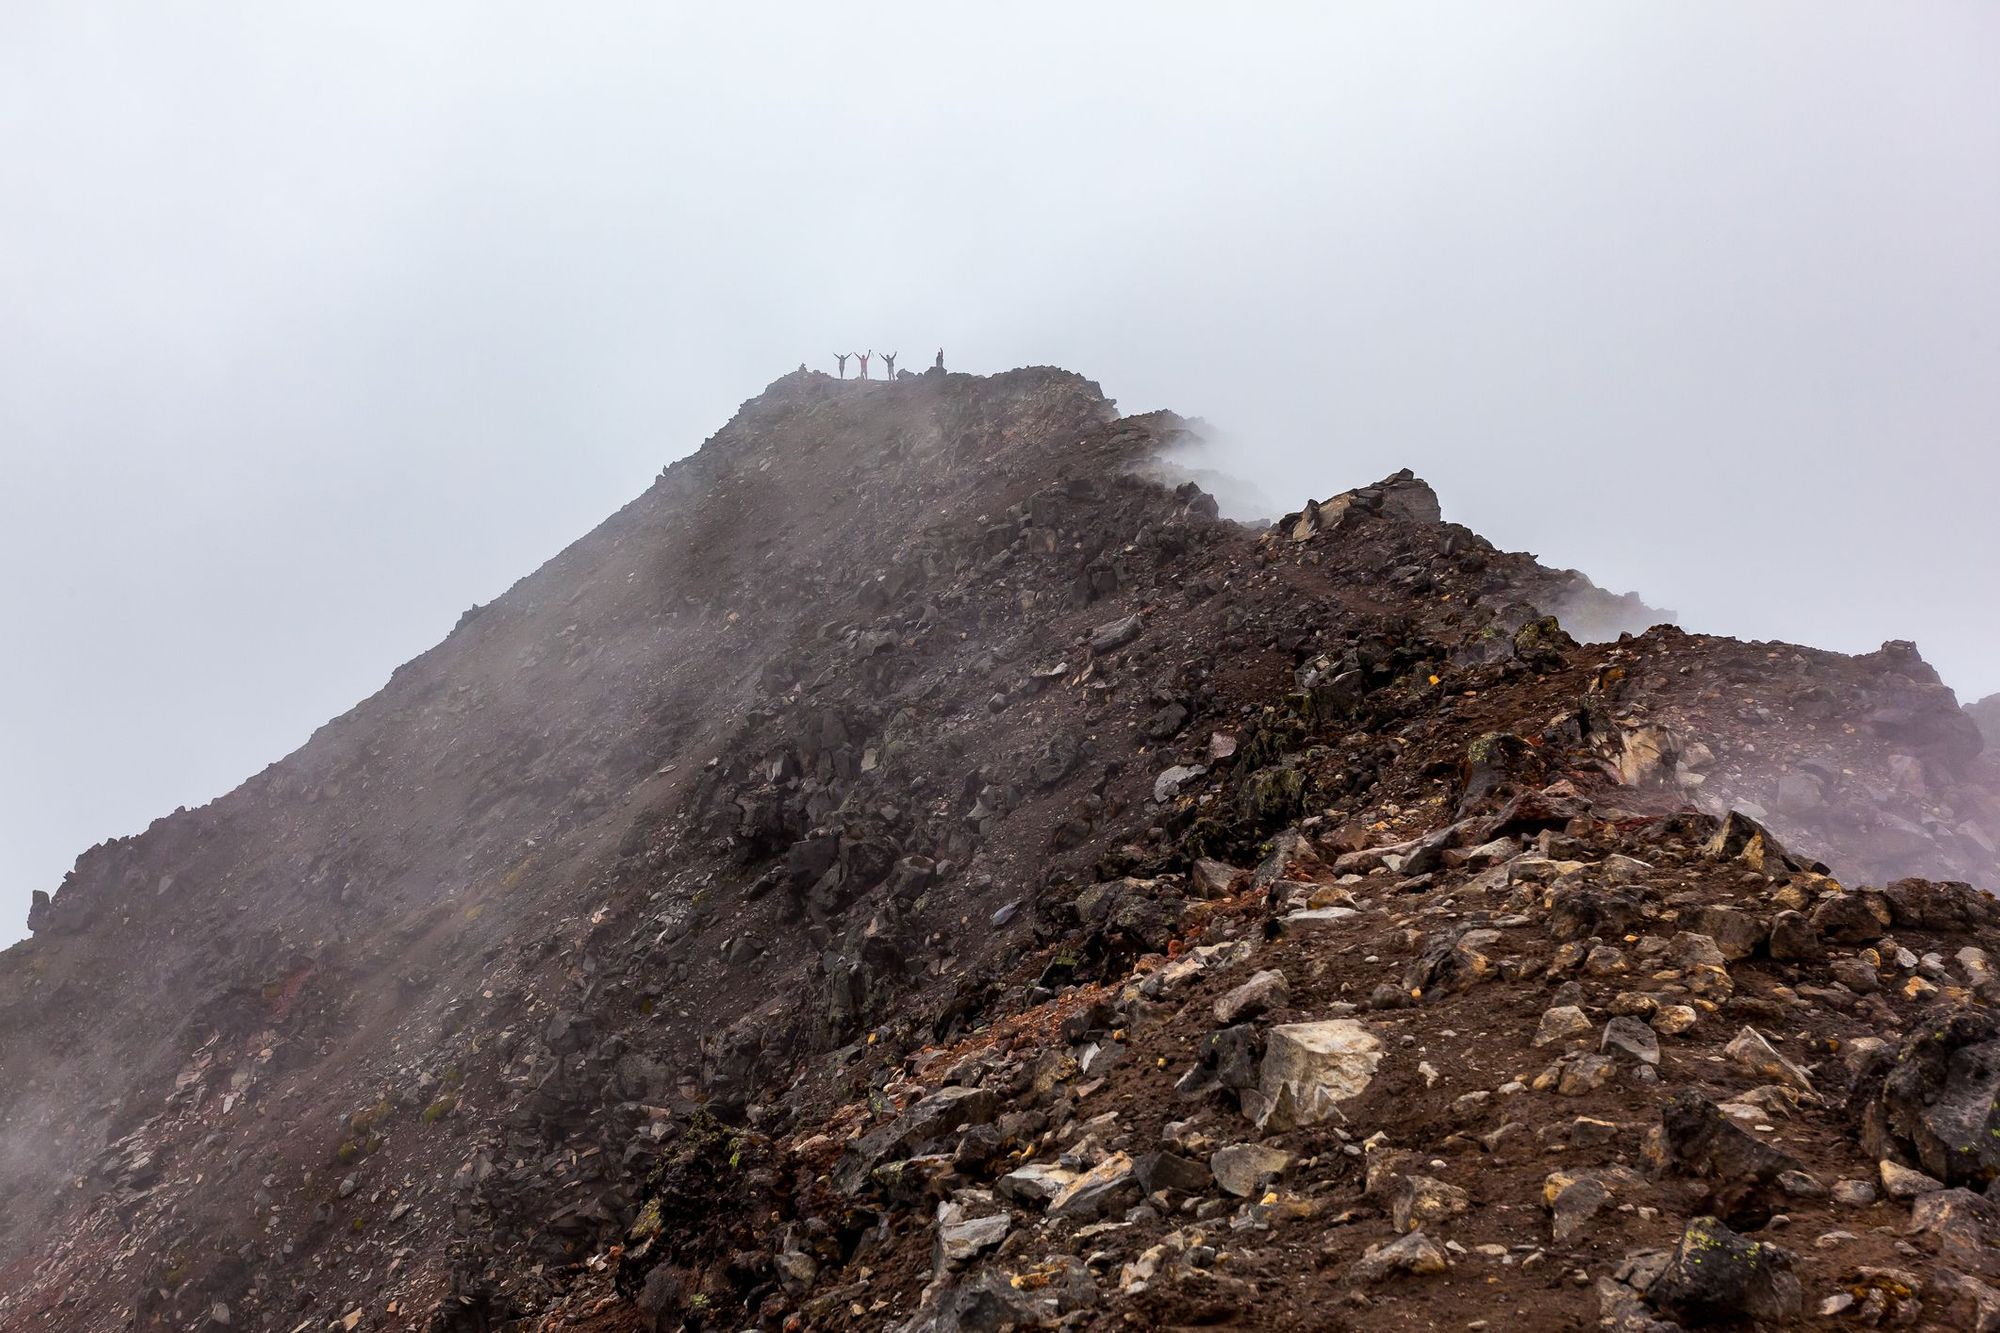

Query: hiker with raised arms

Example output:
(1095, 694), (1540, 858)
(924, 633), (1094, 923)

(881, 351), (897, 380)
(835, 352), (850, 379)
(855, 350), (871, 380)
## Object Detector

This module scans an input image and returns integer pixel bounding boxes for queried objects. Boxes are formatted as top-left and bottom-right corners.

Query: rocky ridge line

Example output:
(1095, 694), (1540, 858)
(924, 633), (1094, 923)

(0, 367), (1995, 1332)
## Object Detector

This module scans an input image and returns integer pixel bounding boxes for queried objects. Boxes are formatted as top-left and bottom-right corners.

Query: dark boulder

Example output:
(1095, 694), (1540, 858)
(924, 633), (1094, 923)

(832, 1086), (1001, 1196)
(1174, 1024), (1263, 1101)
(1860, 1005), (2000, 1188)
(1458, 733), (1550, 813)
(1689, 905), (1767, 962)
(1912, 1188), (2000, 1280)
(1549, 888), (1642, 945)
(1143, 702), (1190, 740)
(1511, 616), (1575, 672)
(1704, 810), (1825, 875)
(1881, 877), (1999, 933)
(883, 856), (936, 901)
(1766, 910), (1822, 962)
(1811, 890), (1892, 945)
(1490, 786), (1592, 839)
(1651, 1091), (1801, 1227)
(820, 907), (914, 1043)
(1300, 668), (1367, 725)
(1134, 1150), (1213, 1196)
(1088, 614), (1143, 654)
(1235, 764), (1308, 826)
(1404, 924), (1508, 995)
(1029, 732), (1083, 788)
(1645, 1216), (1801, 1325)
(926, 1272), (1058, 1332)
(785, 836), (839, 889)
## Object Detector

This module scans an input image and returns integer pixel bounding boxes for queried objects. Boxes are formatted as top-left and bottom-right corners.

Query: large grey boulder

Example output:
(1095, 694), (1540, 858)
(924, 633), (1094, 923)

(1088, 614), (1142, 653)
(1347, 1230), (1448, 1282)
(1243, 1019), (1383, 1131)
(1046, 1152), (1138, 1220)
(1209, 1143), (1293, 1197)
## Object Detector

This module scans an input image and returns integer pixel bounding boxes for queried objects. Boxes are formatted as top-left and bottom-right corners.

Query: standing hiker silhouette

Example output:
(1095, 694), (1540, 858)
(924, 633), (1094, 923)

(856, 350), (872, 380)
(836, 352), (850, 379)
(934, 348), (944, 370)
(881, 351), (897, 380)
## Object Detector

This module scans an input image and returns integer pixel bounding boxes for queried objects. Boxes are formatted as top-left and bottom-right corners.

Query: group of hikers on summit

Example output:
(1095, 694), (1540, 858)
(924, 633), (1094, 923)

(833, 348), (944, 380)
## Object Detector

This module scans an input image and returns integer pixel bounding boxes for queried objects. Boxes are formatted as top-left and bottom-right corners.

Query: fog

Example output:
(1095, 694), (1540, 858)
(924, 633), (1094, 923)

(3, 3), (1996, 941)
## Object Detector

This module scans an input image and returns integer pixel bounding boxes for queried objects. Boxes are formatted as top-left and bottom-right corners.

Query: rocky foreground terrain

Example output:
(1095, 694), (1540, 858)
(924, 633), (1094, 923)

(5, 366), (2000, 1332)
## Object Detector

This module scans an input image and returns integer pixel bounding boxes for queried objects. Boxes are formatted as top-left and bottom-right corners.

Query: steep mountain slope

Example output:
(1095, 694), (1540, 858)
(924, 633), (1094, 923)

(3, 367), (1998, 1332)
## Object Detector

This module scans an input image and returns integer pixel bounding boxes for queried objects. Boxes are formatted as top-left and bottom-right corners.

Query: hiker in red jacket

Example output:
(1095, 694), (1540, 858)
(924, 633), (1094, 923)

(856, 350), (871, 380)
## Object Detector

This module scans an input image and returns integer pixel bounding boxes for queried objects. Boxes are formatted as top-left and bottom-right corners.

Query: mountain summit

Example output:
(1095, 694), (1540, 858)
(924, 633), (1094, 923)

(6, 367), (2000, 1331)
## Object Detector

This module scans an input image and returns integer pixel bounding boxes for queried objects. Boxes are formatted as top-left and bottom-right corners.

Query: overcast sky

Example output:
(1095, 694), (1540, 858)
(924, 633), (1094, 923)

(3, 3), (1996, 941)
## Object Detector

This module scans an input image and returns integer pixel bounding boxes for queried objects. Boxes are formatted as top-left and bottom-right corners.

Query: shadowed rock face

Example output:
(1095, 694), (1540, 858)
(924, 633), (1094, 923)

(1970, 692), (2000, 750)
(2, 365), (1998, 1332)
